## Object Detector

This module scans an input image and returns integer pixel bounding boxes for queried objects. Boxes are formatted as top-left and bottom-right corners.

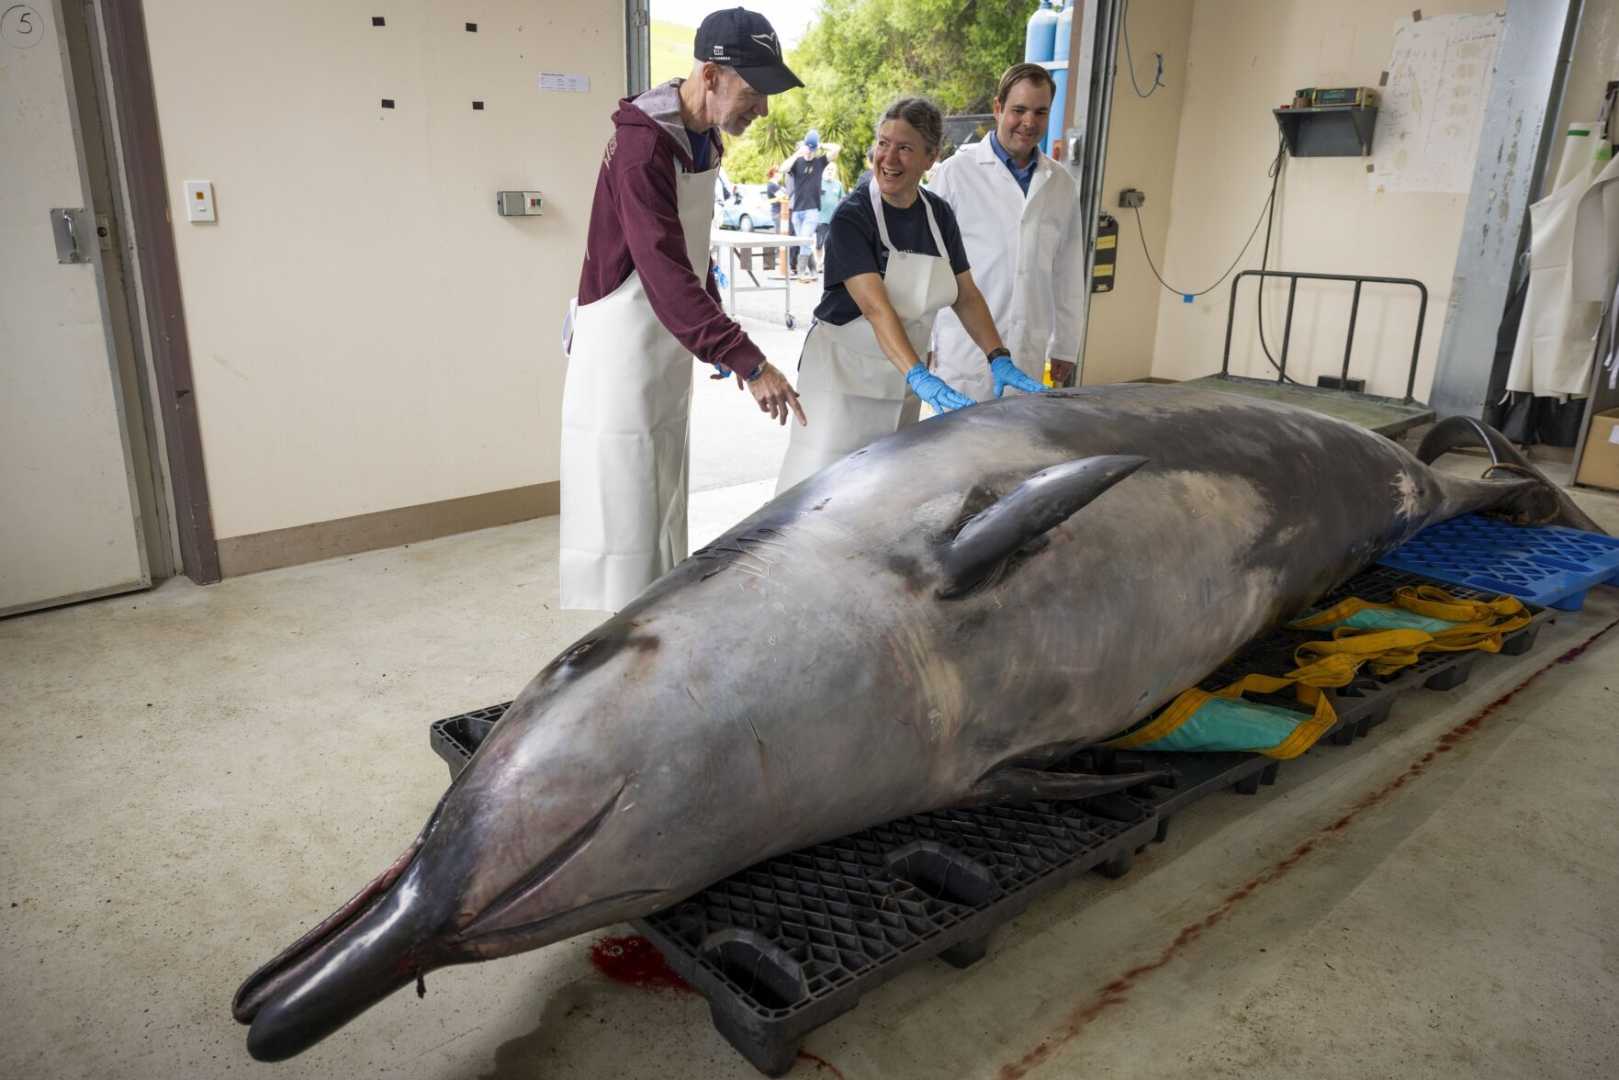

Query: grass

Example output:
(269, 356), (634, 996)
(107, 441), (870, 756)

(651, 20), (695, 86)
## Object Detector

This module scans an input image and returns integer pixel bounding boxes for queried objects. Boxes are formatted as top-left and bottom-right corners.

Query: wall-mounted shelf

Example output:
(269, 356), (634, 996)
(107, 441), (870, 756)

(1273, 106), (1378, 157)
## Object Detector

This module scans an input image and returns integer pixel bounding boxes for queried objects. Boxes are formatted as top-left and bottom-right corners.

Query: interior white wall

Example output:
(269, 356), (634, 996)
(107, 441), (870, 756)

(1149, 0), (1503, 400)
(1081, 0), (1194, 386)
(141, 1), (623, 538)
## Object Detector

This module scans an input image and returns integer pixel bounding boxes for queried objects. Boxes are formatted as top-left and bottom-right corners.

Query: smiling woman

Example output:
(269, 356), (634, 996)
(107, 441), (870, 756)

(870, 99), (943, 204)
(774, 95), (1043, 493)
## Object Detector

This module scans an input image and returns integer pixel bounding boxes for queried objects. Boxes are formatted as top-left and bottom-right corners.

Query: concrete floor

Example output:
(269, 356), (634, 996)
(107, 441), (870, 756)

(688, 263), (818, 495)
(4, 441), (1619, 1078)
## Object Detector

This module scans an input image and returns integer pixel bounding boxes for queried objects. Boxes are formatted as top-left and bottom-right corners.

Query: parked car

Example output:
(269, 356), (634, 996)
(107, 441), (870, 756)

(715, 182), (775, 232)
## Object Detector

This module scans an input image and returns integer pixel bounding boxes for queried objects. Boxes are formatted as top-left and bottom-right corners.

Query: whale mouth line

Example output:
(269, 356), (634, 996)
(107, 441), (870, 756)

(455, 888), (672, 955)
(458, 779), (629, 940)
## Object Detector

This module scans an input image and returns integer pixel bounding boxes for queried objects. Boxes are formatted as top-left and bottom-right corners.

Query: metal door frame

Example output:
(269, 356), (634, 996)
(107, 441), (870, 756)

(626, 0), (651, 95)
(91, 0), (221, 584)
(1070, 0), (1122, 388)
(54, 0), (170, 583)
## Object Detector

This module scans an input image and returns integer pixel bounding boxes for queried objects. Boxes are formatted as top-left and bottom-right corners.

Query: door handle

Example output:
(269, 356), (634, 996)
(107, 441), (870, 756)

(51, 207), (89, 264)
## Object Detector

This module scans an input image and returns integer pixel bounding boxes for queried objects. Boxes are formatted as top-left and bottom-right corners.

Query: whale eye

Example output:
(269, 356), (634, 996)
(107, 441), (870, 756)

(560, 639), (600, 666)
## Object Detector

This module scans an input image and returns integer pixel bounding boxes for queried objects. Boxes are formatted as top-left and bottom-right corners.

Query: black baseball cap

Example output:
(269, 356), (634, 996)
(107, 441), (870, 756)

(694, 8), (803, 95)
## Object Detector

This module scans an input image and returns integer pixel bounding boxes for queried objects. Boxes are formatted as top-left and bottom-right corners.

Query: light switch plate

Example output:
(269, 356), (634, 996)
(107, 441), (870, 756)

(185, 180), (216, 223)
(496, 190), (544, 216)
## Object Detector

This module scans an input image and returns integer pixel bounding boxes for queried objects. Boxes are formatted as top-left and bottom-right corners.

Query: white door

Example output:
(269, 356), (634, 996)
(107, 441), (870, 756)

(1, 2), (151, 616)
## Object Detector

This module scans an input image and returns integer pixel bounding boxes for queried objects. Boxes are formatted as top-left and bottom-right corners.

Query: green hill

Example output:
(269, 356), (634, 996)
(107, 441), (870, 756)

(650, 19), (696, 85)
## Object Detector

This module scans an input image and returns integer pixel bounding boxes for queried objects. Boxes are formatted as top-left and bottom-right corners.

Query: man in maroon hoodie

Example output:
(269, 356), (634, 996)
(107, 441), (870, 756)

(559, 8), (808, 612)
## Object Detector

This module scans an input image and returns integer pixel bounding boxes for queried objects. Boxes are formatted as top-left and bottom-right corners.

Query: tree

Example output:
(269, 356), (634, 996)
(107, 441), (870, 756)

(721, 0), (1036, 186)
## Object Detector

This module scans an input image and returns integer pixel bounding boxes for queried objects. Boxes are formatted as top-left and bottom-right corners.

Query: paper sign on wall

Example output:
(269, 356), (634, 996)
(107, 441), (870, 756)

(1369, 12), (1503, 194)
(539, 72), (590, 94)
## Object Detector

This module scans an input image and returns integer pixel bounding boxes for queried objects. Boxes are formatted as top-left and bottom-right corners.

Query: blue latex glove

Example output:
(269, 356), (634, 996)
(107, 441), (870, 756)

(990, 355), (1047, 398)
(905, 363), (974, 413)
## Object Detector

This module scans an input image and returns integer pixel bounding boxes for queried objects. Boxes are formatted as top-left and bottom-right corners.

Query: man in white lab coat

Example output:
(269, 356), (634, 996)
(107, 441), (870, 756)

(929, 62), (1086, 398)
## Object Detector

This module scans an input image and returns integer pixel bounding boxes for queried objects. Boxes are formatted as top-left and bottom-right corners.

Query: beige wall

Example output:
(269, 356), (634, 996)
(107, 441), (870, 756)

(1148, 0), (1502, 399)
(1081, 0), (1194, 385)
(143, 1), (622, 539)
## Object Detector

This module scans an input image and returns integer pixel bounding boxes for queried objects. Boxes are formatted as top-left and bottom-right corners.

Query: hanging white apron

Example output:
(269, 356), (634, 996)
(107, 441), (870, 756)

(1505, 125), (1619, 398)
(558, 159), (717, 612)
(776, 184), (959, 493)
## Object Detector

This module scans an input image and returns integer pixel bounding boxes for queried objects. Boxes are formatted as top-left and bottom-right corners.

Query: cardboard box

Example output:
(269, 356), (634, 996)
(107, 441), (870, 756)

(1575, 407), (1619, 491)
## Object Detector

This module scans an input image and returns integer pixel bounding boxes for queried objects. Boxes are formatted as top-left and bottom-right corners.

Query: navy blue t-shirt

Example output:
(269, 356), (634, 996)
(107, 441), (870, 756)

(686, 128), (711, 171)
(814, 182), (971, 326)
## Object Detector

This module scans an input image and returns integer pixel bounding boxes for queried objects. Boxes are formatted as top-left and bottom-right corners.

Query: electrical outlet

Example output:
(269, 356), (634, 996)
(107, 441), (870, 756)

(184, 181), (216, 223)
(1119, 188), (1145, 209)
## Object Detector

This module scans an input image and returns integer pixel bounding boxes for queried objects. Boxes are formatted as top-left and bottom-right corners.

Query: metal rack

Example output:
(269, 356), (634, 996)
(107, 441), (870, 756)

(1191, 269), (1436, 439)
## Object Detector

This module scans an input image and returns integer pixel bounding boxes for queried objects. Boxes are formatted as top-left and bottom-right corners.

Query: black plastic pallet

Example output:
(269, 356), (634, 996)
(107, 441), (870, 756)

(427, 566), (1550, 1075)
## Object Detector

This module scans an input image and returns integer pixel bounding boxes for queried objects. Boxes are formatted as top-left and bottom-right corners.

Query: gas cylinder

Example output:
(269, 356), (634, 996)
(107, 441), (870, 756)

(1024, 0), (1058, 64)
(1048, 2), (1074, 157)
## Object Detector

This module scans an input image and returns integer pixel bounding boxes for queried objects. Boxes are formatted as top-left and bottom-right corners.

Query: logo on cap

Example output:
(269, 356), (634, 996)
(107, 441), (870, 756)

(750, 32), (779, 56)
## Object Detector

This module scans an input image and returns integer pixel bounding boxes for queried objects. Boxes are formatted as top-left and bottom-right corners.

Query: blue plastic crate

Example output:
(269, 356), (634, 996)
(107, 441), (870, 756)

(1379, 514), (1619, 611)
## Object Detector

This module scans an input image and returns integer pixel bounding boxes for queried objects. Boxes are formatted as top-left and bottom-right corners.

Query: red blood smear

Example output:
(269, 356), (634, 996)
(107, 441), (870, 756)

(797, 1050), (847, 1078)
(588, 935), (693, 993)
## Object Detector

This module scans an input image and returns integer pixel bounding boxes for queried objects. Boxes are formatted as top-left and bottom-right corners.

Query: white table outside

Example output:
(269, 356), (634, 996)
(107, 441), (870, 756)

(710, 228), (806, 329)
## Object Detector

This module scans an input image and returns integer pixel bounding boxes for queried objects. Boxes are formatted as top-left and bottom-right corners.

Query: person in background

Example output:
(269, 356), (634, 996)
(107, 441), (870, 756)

(560, 7), (807, 613)
(764, 165), (785, 271)
(765, 165), (784, 231)
(775, 97), (1043, 494)
(779, 130), (839, 281)
(814, 167), (846, 278)
(928, 62), (1086, 398)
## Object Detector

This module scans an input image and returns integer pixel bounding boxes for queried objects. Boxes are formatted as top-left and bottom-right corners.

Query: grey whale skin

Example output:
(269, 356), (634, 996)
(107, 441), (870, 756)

(234, 385), (1598, 1060)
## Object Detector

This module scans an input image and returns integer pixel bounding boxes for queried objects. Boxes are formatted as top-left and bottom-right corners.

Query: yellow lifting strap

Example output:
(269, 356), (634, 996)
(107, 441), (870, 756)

(1106, 586), (1531, 760)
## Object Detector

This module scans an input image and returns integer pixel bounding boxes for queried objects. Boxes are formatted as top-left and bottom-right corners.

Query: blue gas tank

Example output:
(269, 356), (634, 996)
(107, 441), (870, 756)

(1047, 2), (1074, 157)
(1024, 0), (1058, 63)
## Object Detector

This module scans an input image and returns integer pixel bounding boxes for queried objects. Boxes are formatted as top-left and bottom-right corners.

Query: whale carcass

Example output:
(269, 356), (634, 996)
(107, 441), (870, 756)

(233, 385), (1600, 1060)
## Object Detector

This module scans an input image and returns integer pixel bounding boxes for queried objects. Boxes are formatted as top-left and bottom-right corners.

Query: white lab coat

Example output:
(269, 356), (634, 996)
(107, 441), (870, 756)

(1506, 124), (1619, 398)
(928, 137), (1086, 400)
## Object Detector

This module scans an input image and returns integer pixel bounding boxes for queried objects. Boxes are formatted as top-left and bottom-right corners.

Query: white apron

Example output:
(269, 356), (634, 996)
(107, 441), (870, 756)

(1505, 125), (1619, 398)
(558, 159), (717, 611)
(775, 184), (959, 493)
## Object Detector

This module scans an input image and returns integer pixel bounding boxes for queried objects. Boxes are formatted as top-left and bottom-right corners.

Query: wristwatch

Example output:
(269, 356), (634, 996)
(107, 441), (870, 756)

(985, 347), (1011, 363)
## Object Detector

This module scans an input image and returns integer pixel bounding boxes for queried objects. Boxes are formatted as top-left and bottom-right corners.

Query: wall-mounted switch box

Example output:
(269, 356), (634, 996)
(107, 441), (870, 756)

(184, 181), (216, 223)
(1119, 188), (1145, 209)
(496, 191), (544, 216)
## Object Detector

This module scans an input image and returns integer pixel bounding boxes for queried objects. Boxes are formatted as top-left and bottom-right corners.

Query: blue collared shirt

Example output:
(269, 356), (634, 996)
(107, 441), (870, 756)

(988, 131), (1037, 195)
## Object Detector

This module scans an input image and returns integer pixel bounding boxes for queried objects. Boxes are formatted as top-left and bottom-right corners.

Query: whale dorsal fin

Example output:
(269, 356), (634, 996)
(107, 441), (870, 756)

(938, 454), (1147, 598)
